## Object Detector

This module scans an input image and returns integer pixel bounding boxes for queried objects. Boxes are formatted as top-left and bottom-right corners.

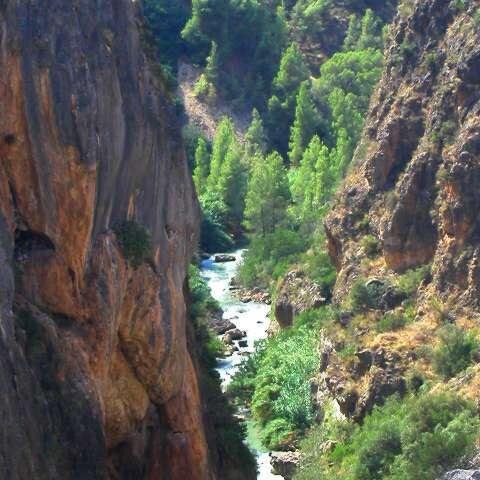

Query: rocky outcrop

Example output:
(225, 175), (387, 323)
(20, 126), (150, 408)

(441, 471), (480, 480)
(274, 270), (326, 328)
(270, 451), (301, 480)
(325, 0), (480, 308)
(0, 0), (226, 478)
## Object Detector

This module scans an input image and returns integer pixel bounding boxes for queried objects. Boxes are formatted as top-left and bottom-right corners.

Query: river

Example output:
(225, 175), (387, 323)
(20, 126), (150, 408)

(200, 250), (283, 480)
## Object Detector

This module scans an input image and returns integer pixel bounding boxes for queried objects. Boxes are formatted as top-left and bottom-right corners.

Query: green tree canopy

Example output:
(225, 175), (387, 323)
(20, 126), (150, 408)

(207, 117), (235, 191)
(288, 82), (318, 166)
(244, 152), (290, 236)
(193, 138), (210, 196)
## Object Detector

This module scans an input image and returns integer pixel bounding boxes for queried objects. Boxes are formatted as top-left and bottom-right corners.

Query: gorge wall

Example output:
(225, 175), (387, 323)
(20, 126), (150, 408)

(0, 0), (217, 478)
(326, 0), (480, 310)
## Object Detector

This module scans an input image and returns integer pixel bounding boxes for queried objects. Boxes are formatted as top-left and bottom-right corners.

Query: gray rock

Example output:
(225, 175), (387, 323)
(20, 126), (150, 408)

(270, 451), (301, 480)
(441, 470), (480, 480)
(225, 328), (246, 341)
(212, 317), (236, 335)
(214, 254), (236, 262)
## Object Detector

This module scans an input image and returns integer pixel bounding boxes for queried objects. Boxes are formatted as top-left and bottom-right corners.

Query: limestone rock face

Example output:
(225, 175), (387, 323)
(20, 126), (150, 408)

(325, 0), (480, 308)
(0, 1), (220, 478)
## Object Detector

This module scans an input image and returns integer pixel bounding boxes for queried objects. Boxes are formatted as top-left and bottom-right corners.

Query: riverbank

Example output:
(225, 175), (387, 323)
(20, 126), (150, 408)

(200, 250), (283, 479)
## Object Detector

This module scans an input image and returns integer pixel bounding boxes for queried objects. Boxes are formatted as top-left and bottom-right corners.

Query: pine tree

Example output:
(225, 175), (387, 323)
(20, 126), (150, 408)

(288, 82), (317, 166)
(193, 138), (210, 196)
(290, 135), (332, 227)
(207, 117), (235, 191)
(245, 109), (267, 159)
(343, 14), (361, 51)
(244, 152), (290, 236)
(357, 9), (383, 51)
(273, 42), (309, 101)
(313, 138), (334, 208)
(218, 142), (248, 228)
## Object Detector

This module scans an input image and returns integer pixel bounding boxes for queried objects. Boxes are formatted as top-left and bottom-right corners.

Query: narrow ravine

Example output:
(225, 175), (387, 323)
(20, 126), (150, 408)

(200, 250), (283, 480)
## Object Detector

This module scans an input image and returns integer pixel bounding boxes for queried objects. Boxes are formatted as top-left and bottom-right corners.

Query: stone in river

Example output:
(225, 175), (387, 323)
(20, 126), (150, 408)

(238, 340), (248, 348)
(214, 254), (236, 262)
(211, 317), (236, 335)
(226, 328), (246, 340)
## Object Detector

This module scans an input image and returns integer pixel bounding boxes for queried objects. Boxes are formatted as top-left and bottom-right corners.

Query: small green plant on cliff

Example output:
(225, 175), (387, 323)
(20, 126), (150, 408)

(361, 234), (380, 258)
(348, 278), (388, 312)
(424, 52), (439, 73)
(431, 120), (457, 147)
(433, 324), (479, 379)
(376, 311), (407, 333)
(295, 392), (480, 480)
(113, 221), (152, 268)
(396, 265), (430, 297)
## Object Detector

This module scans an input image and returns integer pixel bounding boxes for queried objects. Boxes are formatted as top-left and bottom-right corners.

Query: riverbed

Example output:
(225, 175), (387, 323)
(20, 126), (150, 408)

(200, 250), (283, 480)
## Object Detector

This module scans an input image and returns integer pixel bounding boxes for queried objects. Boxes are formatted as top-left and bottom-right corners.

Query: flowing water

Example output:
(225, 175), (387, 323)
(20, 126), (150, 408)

(200, 250), (283, 480)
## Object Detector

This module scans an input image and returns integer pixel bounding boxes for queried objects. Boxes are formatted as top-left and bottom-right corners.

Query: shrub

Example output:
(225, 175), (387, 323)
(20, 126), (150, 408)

(260, 418), (296, 451)
(295, 392), (480, 480)
(303, 246), (336, 300)
(194, 73), (216, 102)
(188, 264), (220, 317)
(231, 307), (336, 450)
(452, 0), (467, 12)
(433, 324), (478, 379)
(432, 120), (457, 147)
(424, 52), (438, 73)
(376, 311), (407, 333)
(349, 278), (388, 312)
(238, 229), (307, 288)
(396, 265), (430, 297)
(113, 220), (152, 268)
(361, 234), (380, 258)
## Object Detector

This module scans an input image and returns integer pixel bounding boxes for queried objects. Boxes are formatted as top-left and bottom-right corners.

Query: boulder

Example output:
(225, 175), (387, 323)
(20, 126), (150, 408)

(211, 317), (236, 335)
(225, 328), (246, 340)
(238, 340), (248, 348)
(270, 451), (301, 480)
(214, 254), (236, 263)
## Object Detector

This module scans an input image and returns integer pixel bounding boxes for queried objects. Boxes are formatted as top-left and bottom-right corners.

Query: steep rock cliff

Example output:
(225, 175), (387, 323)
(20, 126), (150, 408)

(0, 1), (216, 478)
(326, 0), (480, 309)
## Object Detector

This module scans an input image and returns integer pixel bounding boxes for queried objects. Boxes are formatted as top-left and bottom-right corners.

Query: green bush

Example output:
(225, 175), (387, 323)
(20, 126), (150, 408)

(238, 229), (308, 288)
(376, 311), (407, 333)
(396, 265), (430, 297)
(188, 264), (221, 318)
(113, 220), (152, 268)
(260, 418), (296, 451)
(303, 246), (337, 300)
(433, 324), (478, 379)
(295, 392), (480, 480)
(349, 278), (388, 312)
(361, 234), (380, 257)
(231, 307), (336, 450)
